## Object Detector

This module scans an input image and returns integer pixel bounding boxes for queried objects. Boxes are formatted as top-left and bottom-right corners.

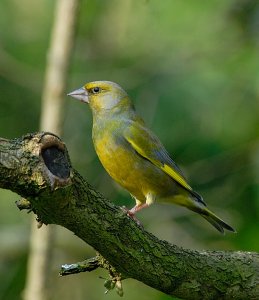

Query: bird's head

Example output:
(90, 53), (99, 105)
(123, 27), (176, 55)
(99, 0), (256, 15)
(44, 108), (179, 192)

(68, 81), (133, 114)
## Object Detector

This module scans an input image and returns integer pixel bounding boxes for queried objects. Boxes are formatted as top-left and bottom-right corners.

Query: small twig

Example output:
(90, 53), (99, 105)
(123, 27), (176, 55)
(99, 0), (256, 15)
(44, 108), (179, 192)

(60, 254), (124, 297)
(60, 257), (100, 276)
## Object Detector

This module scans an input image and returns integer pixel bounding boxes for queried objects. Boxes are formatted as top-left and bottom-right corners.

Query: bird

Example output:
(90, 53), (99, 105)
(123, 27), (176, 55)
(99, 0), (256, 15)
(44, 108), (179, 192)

(68, 80), (235, 234)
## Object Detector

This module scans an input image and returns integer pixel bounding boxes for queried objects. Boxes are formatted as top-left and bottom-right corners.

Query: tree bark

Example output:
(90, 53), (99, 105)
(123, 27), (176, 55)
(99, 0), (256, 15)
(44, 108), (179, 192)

(0, 132), (258, 300)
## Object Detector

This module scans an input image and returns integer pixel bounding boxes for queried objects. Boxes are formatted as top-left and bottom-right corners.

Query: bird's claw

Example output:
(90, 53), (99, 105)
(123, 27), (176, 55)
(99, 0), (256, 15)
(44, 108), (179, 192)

(121, 206), (143, 227)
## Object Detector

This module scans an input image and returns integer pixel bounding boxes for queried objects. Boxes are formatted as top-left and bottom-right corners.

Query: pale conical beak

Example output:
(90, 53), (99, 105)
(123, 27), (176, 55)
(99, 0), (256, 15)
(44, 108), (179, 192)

(67, 87), (89, 103)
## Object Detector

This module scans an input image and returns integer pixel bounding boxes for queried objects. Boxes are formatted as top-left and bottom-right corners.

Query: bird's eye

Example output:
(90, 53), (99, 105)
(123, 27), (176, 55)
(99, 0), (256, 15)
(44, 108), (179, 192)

(92, 87), (101, 94)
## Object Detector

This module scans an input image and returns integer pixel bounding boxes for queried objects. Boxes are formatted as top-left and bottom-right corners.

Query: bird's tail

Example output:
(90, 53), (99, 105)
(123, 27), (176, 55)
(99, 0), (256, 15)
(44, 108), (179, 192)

(187, 193), (236, 234)
(200, 207), (236, 234)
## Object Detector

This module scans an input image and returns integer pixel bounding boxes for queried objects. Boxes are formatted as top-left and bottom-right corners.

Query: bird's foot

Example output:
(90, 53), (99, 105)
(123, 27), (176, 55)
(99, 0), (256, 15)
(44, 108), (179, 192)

(121, 206), (143, 227)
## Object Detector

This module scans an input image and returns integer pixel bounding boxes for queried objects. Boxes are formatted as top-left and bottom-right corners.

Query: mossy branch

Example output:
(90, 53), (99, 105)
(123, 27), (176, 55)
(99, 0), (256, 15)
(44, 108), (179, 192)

(0, 132), (258, 300)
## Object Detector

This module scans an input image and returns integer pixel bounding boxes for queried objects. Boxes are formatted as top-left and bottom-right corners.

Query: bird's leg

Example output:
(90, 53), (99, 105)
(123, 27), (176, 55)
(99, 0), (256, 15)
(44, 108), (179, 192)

(128, 203), (149, 216)
(121, 203), (149, 226)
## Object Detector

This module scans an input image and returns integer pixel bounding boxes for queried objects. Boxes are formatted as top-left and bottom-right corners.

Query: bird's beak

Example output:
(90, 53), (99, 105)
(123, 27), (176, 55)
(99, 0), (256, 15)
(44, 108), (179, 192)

(67, 87), (89, 103)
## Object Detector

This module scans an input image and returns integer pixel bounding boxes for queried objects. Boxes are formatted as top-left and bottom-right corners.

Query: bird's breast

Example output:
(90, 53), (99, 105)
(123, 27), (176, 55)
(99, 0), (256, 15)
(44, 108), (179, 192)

(92, 127), (147, 200)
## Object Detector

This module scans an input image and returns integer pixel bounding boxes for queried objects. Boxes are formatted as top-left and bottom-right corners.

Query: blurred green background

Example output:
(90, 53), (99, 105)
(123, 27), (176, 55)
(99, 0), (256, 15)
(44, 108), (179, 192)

(0, 0), (259, 299)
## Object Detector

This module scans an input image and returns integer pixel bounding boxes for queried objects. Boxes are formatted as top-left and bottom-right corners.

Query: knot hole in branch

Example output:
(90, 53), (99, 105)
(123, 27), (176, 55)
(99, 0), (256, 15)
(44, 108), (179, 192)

(42, 146), (70, 179)
(40, 133), (71, 189)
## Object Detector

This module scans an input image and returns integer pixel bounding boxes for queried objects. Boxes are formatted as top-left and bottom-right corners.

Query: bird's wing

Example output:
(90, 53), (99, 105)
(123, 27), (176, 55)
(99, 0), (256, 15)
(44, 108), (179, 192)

(124, 121), (193, 193)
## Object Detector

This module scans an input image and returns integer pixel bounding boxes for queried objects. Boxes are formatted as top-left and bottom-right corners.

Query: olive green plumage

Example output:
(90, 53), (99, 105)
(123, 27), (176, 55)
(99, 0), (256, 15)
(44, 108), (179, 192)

(68, 81), (235, 234)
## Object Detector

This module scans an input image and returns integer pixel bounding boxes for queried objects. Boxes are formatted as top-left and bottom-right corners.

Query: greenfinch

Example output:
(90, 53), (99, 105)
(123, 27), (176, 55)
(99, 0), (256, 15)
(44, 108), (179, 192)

(68, 81), (235, 233)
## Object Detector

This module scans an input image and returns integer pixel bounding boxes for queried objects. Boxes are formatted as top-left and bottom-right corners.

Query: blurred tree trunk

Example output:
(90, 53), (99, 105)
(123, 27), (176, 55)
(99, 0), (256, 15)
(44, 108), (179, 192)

(23, 1), (80, 300)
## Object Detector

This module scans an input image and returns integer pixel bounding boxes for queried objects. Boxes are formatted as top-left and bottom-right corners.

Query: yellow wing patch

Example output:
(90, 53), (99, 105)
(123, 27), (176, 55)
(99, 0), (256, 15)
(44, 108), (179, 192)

(162, 164), (192, 191)
(127, 137), (193, 192)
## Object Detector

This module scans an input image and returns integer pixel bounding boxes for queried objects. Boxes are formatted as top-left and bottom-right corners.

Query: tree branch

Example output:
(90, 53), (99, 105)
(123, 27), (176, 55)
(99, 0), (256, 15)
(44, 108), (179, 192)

(0, 132), (258, 300)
